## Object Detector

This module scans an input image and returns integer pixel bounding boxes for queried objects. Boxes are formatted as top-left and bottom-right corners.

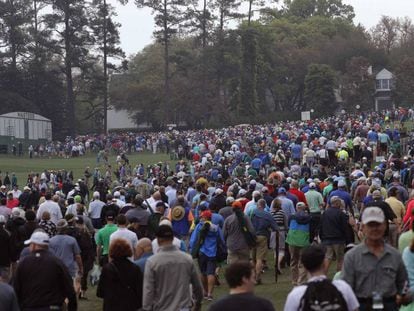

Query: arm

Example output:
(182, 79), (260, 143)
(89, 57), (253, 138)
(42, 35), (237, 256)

(75, 254), (83, 276)
(341, 252), (355, 291)
(190, 262), (203, 310)
(60, 261), (78, 311)
(142, 262), (155, 311)
(96, 265), (108, 298)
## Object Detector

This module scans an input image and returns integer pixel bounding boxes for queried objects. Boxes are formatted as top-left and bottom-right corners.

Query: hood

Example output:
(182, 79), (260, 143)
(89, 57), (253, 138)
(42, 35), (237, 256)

(294, 211), (311, 224)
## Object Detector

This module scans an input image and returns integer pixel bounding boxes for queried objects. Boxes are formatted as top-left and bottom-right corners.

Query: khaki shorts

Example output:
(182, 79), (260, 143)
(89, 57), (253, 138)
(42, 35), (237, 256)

(253, 236), (268, 261)
(325, 244), (345, 261)
(227, 249), (250, 264)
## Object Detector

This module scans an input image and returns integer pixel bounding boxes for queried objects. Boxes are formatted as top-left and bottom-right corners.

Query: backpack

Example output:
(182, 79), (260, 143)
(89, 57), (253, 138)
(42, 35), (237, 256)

(191, 222), (211, 259)
(299, 279), (348, 311)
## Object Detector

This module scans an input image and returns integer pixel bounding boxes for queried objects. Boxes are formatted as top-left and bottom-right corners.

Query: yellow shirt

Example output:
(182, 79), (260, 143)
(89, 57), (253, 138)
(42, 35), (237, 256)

(385, 196), (405, 222)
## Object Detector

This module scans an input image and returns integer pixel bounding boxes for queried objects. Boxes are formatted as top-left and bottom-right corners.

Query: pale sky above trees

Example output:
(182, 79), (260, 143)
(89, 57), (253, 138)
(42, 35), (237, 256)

(111, 0), (414, 55)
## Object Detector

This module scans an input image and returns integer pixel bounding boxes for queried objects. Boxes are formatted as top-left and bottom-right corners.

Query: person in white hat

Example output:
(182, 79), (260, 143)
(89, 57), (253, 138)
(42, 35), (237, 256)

(13, 230), (78, 310)
(343, 207), (409, 310)
(88, 191), (105, 229)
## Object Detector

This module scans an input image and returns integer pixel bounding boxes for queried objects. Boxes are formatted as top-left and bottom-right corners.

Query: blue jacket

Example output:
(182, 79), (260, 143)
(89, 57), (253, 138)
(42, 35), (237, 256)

(251, 209), (278, 237)
(189, 221), (224, 258)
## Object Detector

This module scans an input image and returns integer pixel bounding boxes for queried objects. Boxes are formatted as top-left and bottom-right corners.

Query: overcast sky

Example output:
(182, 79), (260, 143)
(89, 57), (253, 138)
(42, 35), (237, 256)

(110, 0), (414, 57)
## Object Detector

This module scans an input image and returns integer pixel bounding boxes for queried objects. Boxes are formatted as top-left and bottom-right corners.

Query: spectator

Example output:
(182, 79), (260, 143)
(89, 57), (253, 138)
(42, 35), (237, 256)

(97, 238), (143, 311)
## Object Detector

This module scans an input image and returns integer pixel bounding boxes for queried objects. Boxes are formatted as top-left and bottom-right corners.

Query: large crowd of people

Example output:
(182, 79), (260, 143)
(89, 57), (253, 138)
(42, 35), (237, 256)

(2, 109), (414, 310)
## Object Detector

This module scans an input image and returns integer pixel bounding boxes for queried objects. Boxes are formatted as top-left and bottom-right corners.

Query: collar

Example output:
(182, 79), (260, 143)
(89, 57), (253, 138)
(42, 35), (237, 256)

(159, 245), (179, 252)
(361, 241), (391, 255)
(308, 275), (327, 282)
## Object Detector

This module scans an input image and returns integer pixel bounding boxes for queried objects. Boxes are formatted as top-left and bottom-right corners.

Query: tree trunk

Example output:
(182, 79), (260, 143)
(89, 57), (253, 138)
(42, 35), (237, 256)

(64, 0), (76, 137)
(163, 0), (170, 126)
(103, 0), (108, 133)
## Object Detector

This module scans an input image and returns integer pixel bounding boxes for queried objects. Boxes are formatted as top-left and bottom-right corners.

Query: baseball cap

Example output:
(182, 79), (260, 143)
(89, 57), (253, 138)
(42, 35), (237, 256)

(215, 188), (224, 195)
(309, 182), (316, 189)
(24, 231), (49, 246)
(114, 191), (121, 197)
(361, 207), (385, 224)
(200, 210), (212, 219)
(232, 201), (243, 209)
(0, 215), (5, 223)
(278, 187), (286, 194)
(226, 196), (235, 205)
(296, 202), (306, 208)
(156, 224), (174, 238)
(261, 187), (269, 193)
(238, 189), (247, 196)
(159, 219), (172, 227)
(338, 180), (346, 187)
(106, 211), (115, 221)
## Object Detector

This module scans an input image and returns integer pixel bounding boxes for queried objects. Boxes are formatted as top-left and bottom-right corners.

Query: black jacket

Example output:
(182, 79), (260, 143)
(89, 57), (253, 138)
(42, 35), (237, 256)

(13, 249), (77, 310)
(319, 207), (348, 243)
(97, 257), (143, 311)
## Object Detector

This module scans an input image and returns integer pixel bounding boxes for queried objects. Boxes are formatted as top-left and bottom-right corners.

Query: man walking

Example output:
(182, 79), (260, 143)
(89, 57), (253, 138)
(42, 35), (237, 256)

(223, 202), (256, 264)
(208, 262), (275, 311)
(250, 199), (278, 284)
(13, 231), (77, 310)
(142, 225), (203, 311)
(286, 202), (311, 285)
(319, 196), (349, 272)
(284, 245), (359, 311)
(343, 207), (409, 310)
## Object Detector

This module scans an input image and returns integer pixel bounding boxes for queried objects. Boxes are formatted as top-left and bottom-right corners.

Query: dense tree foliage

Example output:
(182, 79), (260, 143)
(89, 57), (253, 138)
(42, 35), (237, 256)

(1, 0), (414, 134)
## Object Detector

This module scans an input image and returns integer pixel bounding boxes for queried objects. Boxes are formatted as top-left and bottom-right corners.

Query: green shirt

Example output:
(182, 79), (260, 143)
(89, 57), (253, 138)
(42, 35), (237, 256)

(399, 230), (414, 253)
(323, 184), (333, 198)
(96, 224), (117, 255)
(305, 190), (323, 213)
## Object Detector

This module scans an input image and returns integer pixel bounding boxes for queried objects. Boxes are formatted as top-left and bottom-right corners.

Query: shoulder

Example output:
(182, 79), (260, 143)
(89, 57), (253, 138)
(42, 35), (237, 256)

(285, 285), (307, 310)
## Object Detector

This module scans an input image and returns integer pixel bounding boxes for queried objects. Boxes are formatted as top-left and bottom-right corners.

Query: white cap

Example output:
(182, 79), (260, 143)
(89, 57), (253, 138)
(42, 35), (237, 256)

(361, 207), (385, 224)
(309, 182), (316, 189)
(159, 219), (172, 227)
(113, 191), (121, 197)
(24, 231), (50, 246)
(93, 191), (100, 198)
(0, 215), (5, 223)
(338, 180), (346, 187)
(215, 188), (224, 195)
(238, 189), (247, 196)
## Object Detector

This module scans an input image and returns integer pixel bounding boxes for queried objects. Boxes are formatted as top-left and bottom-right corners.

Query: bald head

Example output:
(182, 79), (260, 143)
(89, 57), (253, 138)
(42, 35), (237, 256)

(153, 191), (161, 201)
(136, 238), (153, 258)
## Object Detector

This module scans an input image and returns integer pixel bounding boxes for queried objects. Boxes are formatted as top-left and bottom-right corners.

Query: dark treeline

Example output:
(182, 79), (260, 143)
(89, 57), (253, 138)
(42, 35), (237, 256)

(2, 0), (414, 135)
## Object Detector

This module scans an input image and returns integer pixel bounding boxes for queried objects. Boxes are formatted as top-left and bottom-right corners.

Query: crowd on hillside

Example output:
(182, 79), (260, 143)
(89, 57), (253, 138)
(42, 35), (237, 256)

(2, 109), (414, 310)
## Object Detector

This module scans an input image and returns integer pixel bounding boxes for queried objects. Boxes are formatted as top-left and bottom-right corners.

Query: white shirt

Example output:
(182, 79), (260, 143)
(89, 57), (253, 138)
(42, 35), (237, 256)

(37, 200), (63, 225)
(110, 227), (138, 259)
(11, 189), (22, 199)
(88, 200), (105, 219)
(152, 237), (183, 254)
(66, 203), (78, 216)
(284, 276), (359, 311)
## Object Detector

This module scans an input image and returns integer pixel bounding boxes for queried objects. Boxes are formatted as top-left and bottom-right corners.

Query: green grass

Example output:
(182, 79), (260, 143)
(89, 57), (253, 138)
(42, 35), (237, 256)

(79, 258), (296, 311)
(0, 151), (171, 186)
(79, 256), (338, 311)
